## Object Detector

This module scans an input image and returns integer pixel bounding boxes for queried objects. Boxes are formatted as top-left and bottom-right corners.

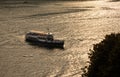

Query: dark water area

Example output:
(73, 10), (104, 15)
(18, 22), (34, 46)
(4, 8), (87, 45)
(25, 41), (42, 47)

(0, 1), (120, 77)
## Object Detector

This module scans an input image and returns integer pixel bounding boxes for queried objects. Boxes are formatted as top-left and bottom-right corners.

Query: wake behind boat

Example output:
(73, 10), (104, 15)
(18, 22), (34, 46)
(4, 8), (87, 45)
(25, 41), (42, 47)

(25, 31), (64, 48)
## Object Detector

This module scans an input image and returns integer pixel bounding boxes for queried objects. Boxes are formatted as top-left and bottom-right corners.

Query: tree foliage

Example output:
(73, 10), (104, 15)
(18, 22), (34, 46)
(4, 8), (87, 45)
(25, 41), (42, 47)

(82, 33), (120, 77)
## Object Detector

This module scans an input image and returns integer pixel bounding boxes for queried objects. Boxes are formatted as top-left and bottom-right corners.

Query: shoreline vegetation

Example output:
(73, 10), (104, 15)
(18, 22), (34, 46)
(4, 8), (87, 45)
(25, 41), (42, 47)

(82, 33), (120, 77)
(0, 0), (96, 3)
(0, 0), (96, 5)
(0, 0), (119, 4)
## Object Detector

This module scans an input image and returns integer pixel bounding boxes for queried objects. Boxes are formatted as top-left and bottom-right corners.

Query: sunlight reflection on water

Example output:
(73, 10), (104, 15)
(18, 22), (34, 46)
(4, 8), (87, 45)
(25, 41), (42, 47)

(0, 1), (120, 77)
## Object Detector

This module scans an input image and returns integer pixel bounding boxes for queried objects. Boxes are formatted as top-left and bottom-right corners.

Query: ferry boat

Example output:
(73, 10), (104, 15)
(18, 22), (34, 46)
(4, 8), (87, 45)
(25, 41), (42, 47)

(25, 31), (64, 48)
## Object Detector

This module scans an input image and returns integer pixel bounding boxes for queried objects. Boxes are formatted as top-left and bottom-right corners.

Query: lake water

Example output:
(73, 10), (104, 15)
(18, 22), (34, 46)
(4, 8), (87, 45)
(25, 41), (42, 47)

(0, 1), (120, 77)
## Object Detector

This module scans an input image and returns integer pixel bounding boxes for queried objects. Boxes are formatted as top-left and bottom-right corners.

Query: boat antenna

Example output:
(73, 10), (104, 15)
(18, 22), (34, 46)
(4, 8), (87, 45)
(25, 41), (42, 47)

(47, 28), (50, 34)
